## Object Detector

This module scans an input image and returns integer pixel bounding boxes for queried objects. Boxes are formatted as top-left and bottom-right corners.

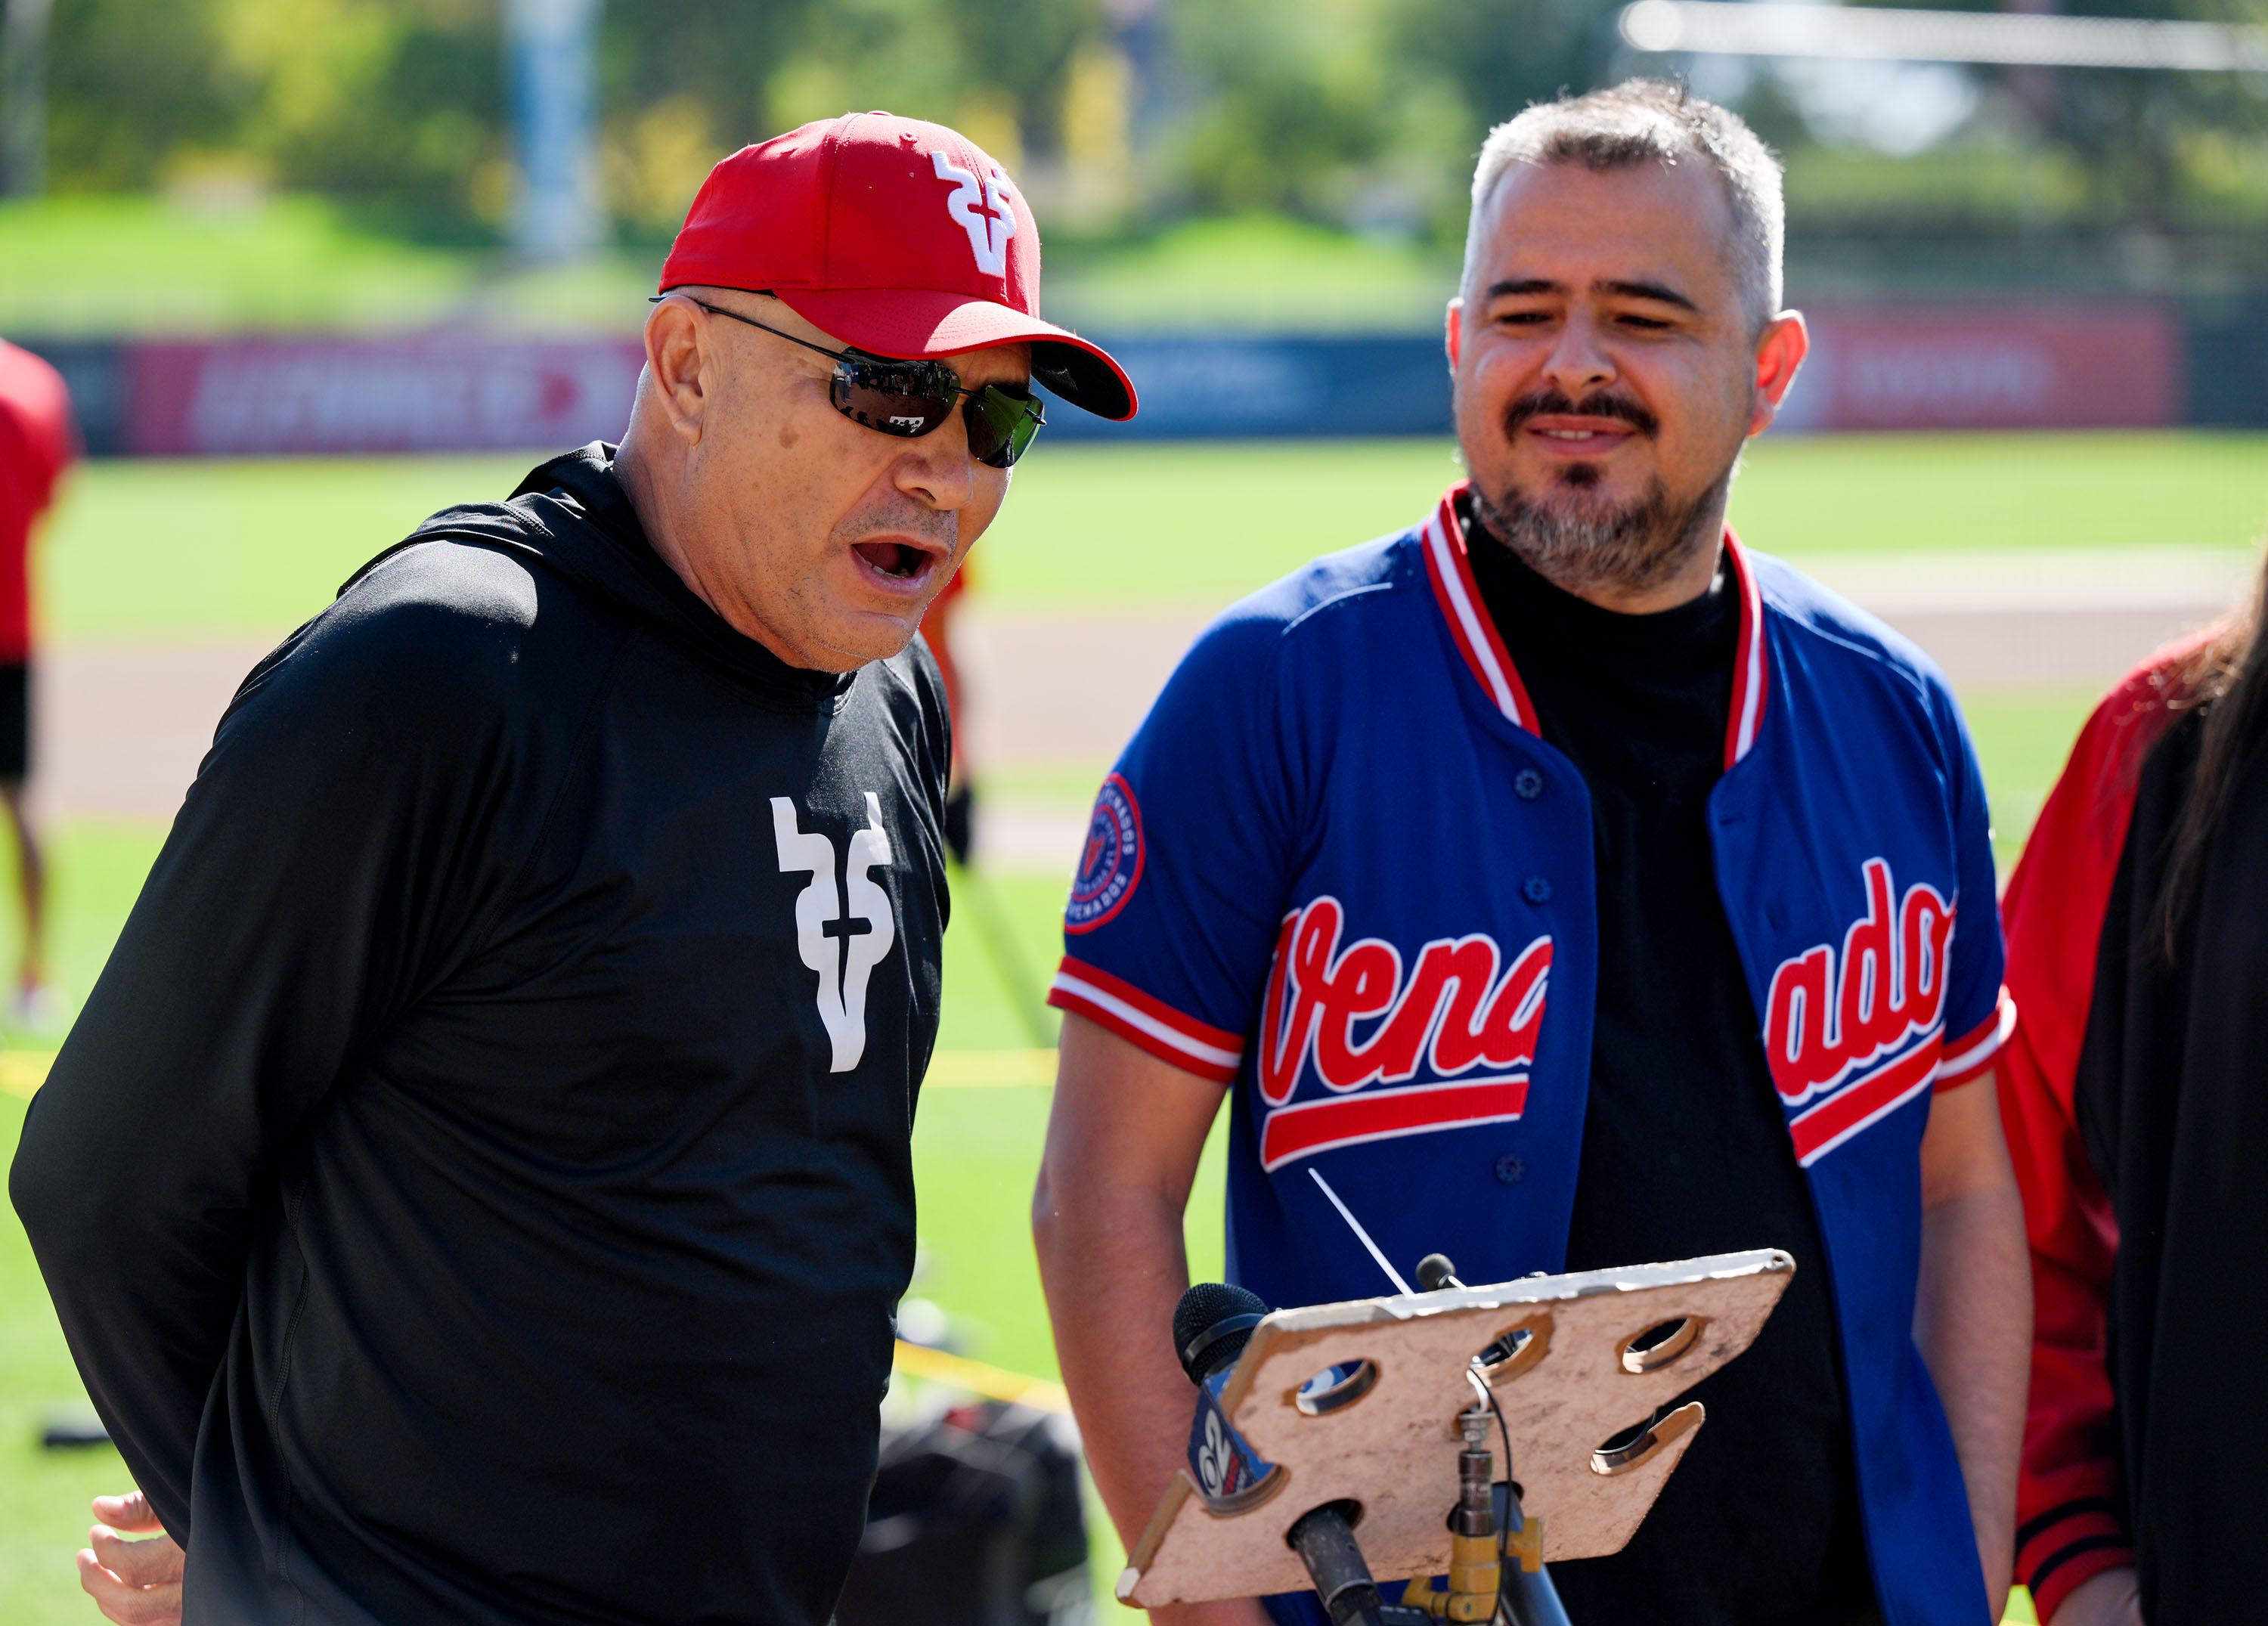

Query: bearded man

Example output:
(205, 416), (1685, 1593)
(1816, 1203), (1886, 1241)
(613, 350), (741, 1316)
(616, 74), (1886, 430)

(1033, 82), (2027, 1626)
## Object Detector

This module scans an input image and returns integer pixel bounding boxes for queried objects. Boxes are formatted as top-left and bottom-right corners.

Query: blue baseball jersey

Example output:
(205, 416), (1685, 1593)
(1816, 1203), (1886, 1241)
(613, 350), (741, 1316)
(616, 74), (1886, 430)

(1049, 485), (2014, 1626)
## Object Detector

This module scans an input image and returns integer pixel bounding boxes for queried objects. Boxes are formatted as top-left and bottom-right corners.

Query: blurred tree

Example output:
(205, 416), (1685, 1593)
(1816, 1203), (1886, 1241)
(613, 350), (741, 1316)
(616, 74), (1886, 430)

(1163, 0), (1474, 238)
(212, 0), (501, 234)
(10, 0), (2268, 279)
(1052, 30), (1136, 225)
(1168, 0), (1396, 217)
(599, 0), (808, 237)
(5, 0), (57, 194)
(937, 0), (1099, 158)
(764, 0), (971, 137)
(1392, 0), (1622, 136)
(597, 0), (1117, 239)
(2037, 0), (2268, 228)
(38, 0), (235, 190)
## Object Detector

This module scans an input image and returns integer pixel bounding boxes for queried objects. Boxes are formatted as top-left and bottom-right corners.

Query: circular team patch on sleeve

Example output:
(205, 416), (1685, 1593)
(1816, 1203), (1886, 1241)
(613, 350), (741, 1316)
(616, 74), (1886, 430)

(1066, 773), (1144, 933)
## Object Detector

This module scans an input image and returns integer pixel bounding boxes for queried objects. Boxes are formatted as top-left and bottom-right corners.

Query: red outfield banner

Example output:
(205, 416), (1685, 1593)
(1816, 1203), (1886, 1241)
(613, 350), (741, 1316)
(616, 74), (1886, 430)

(125, 336), (647, 457)
(1777, 304), (2183, 432)
(88, 300), (2187, 454)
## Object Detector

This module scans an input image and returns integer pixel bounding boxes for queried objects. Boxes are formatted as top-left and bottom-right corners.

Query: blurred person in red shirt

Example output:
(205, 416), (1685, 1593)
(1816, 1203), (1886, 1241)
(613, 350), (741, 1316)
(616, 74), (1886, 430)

(0, 338), (71, 1026)
(1999, 559), (2268, 1625)
(921, 562), (976, 863)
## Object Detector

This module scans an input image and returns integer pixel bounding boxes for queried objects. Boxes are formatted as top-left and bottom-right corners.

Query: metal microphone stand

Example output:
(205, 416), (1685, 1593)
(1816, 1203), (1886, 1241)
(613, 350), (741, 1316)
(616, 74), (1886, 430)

(1123, 1247), (1792, 1626)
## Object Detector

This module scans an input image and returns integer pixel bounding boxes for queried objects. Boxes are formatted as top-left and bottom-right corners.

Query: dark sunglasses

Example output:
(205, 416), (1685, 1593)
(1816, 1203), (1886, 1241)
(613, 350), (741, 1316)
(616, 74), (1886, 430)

(655, 296), (1046, 469)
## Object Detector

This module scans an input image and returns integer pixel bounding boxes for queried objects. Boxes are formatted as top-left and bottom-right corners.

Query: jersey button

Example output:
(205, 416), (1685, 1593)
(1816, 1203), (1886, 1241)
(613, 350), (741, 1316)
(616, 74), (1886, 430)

(1514, 768), (1543, 801)
(1494, 1153), (1525, 1185)
(1522, 875), (1551, 904)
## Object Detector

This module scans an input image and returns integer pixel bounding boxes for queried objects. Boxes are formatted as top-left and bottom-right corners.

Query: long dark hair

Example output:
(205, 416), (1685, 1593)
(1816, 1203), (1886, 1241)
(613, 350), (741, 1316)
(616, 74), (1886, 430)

(2160, 557), (2268, 956)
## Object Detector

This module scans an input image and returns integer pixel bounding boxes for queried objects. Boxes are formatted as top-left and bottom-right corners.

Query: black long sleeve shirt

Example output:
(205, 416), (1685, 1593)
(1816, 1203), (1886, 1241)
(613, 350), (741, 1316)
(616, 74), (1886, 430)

(10, 444), (950, 1625)
(2072, 703), (2268, 1624)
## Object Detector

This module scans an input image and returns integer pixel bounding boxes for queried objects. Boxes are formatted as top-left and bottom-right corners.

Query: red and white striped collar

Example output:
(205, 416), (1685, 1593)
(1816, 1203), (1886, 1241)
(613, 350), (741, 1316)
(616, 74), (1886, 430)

(1418, 481), (1770, 771)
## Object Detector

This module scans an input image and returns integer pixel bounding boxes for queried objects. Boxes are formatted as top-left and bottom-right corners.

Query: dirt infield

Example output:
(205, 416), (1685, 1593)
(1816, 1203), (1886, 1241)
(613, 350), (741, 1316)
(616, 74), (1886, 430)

(31, 644), (266, 823)
(31, 584), (2230, 865)
(953, 599), (2228, 871)
(953, 602), (2232, 775)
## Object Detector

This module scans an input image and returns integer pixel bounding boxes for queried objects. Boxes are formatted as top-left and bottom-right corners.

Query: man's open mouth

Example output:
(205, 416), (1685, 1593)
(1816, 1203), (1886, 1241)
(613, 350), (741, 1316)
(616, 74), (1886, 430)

(853, 540), (931, 580)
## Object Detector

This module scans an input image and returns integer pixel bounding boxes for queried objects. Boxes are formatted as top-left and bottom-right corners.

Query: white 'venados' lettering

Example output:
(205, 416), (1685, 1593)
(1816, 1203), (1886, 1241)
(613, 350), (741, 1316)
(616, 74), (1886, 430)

(1763, 857), (1954, 1105)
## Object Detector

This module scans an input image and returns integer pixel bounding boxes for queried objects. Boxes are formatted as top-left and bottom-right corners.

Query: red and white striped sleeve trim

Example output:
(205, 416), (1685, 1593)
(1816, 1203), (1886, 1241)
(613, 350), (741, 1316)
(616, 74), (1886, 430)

(1935, 986), (2017, 1091)
(1047, 955), (1244, 1085)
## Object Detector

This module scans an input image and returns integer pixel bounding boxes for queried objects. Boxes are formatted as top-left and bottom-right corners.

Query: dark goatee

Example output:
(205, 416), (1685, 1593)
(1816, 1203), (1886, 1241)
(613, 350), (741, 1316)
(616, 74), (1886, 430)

(1473, 463), (1731, 598)
(1473, 386), (1731, 596)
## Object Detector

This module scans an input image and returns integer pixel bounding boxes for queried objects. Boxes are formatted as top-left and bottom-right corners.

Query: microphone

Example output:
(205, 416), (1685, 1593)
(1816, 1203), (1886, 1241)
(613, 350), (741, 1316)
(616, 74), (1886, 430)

(1172, 1284), (1394, 1626)
(1176, 1281), (1268, 1383)
(1173, 1282), (1280, 1512)
(1414, 1253), (1464, 1292)
(1418, 1253), (1525, 1371)
(1287, 1501), (1393, 1626)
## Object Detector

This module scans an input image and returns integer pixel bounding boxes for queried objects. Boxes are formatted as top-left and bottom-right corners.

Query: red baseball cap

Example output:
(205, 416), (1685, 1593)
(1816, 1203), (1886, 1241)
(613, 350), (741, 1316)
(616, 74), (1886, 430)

(660, 112), (1136, 421)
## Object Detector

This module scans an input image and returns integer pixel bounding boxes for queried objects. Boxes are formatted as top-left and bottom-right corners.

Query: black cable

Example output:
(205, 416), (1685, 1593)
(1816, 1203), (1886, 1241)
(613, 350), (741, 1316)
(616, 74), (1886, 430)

(1484, 1377), (1514, 1516)
(1483, 1375), (1518, 1625)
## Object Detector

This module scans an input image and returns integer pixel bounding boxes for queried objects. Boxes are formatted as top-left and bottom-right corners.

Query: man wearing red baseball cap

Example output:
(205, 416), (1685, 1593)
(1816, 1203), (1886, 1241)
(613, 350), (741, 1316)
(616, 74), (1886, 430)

(15, 113), (1133, 1626)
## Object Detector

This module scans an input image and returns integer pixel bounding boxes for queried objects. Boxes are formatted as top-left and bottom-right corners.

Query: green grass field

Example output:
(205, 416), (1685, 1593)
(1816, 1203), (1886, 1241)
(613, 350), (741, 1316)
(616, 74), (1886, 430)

(5, 432), (2257, 1620)
(39, 431), (2268, 639)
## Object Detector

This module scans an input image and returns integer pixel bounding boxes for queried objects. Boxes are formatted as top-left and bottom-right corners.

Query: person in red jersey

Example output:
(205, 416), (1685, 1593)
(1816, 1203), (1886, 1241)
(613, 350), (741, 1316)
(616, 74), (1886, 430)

(1999, 564), (2268, 1626)
(921, 562), (978, 862)
(0, 338), (73, 1024)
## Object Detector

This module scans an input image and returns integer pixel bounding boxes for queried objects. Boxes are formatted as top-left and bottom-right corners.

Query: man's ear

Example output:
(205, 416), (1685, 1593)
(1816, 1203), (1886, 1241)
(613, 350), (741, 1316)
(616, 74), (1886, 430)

(1748, 310), (1810, 437)
(643, 296), (712, 446)
(1445, 296), (1464, 371)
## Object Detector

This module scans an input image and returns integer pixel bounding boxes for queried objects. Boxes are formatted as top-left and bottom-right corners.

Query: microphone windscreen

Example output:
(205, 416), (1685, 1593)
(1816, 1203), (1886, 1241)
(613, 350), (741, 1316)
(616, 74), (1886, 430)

(1173, 1281), (1269, 1384)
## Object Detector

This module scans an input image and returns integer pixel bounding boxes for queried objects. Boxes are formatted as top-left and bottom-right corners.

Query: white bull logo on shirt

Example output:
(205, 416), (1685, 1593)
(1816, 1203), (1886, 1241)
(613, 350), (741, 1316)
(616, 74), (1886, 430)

(773, 794), (897, 1073)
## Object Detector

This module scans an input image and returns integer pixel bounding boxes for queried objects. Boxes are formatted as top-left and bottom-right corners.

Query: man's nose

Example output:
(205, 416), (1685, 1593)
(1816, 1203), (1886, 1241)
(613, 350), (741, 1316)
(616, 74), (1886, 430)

(1539, 310), (1617, 399)
(893, 418), (981, 513)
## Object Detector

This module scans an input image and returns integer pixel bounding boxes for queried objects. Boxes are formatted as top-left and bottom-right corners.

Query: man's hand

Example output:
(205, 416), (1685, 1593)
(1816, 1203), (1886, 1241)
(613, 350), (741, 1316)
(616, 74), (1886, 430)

(2049, 1567), (2143, 1626)
(78, 1491), (184, 1626)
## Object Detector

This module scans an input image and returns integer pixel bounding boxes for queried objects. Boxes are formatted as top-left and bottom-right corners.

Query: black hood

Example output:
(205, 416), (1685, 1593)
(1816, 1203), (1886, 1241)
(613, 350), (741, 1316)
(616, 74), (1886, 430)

(342, 441), (856, 713)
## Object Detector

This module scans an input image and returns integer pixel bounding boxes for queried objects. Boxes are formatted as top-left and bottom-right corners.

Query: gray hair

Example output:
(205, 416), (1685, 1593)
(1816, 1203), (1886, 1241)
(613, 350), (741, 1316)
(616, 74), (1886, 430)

(1461, 79), (1785, 333)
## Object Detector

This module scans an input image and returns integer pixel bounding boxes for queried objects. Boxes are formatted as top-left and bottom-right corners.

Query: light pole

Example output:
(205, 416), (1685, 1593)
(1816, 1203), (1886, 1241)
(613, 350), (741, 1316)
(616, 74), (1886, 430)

(2, 0), (51, 199)
(507, 0), (604, 261)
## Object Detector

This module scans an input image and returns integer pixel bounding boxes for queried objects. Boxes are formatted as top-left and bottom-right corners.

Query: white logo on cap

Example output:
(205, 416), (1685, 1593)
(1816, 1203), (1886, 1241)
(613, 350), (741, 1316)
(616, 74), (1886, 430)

(931, 150), (1017, 276)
